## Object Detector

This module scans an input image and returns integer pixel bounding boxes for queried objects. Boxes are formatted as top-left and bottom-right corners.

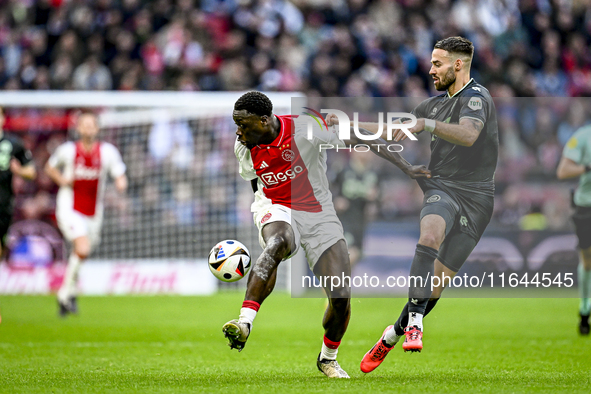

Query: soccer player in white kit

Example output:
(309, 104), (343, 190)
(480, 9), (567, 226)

(45, 112), (127, 316)
(222, 92), (430, 378)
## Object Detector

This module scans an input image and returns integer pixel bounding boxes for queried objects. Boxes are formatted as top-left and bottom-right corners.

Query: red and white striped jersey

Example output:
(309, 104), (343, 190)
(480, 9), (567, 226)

(48, 141), (126, 217)
(235, 115), (344, 213)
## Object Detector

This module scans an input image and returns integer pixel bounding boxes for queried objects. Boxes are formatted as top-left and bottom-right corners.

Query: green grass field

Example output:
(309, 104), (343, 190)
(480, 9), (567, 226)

(1, 293), (590, 393)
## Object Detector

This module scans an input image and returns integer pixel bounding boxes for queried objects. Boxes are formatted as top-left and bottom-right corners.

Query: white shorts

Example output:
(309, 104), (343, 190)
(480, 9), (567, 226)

(253, 197), (345, 269)
(56, 209), (103, 249)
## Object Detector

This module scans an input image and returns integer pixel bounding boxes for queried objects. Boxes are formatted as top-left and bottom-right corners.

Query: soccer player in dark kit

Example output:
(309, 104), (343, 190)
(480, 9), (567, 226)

(0, 107), (37, 257)
(358, 36), (499, 373)
(0, 106), (37, 323)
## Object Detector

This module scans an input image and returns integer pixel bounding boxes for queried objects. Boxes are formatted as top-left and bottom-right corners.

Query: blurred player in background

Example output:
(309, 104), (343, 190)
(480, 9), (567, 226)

(0, 106), (37, 324)
(352, 37), (498, 373)
(224, 91), (429, 378)
(557, 125), (591, 335)
(333, 153), (379, 266)
(45, 112), (127, 317)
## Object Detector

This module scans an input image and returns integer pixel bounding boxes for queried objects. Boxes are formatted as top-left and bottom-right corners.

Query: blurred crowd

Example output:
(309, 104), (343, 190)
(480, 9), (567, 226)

(2, 0), (591, 257)
(1, 0), (591, 95)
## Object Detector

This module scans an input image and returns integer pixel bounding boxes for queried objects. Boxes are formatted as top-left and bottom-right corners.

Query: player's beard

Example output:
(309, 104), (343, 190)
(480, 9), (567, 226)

(434, 67), (456, 91)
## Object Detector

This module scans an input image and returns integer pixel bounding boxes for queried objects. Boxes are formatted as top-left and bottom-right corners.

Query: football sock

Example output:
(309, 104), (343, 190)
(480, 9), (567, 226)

(408, 244), (438, 314)
(394, 297), (440, 336)
(408, 312), (423, 331)
(394, 302), (409, 336)
(320, 335), (340, 360)
(578, 263), (591, 315)
(238, 300), (260, 326)
(58, 253), (81, 302)
(383, 326), (401, 346)
(424, 297), (440, 316)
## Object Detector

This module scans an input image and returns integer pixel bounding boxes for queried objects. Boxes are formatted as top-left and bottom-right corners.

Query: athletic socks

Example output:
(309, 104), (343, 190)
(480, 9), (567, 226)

(408, 312), (424, 331)
(238, 300), (260, 326)
(578, 263), (591, 315)
(383, 326), (402, 346)
(394, 298), (440, 336)
(408, 244), (438, 313)
(320, 335), (340, 360)
(58, 253), (82, 302)
(394, 303), (409, 336)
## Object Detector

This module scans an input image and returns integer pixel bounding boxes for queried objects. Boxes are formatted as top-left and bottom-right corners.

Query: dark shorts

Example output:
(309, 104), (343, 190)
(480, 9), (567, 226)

(0, 210), (11, 247)
(573, 205), (591, 250)
(419, 187), (494, 272)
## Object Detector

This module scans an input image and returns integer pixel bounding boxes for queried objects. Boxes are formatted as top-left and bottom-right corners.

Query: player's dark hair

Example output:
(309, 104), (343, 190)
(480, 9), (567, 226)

(234, 91), (273, 117)
(434, 36), (474, 60)
(78, 109), (98, 118)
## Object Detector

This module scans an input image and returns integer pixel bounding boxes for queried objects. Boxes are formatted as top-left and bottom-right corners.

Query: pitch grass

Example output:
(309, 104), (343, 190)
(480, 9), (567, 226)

(1, 294), (590, 393)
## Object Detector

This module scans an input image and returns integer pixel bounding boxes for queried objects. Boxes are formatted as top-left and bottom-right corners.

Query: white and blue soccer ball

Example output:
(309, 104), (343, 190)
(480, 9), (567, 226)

(208, 240), (251, 282)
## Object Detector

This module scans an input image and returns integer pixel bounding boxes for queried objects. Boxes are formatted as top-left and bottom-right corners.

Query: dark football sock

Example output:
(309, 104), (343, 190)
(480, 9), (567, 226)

(407, 243), (438, 314)
(394, 297), (440, 335)
(424, 297), (440, 316)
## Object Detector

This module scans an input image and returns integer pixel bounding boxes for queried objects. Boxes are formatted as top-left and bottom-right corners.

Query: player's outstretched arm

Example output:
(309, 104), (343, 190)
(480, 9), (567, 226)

(347, 127), (431, 180)
(326, 113), (402, 141)
(10, 159), (36, 180)
(393, 118), (482, 147)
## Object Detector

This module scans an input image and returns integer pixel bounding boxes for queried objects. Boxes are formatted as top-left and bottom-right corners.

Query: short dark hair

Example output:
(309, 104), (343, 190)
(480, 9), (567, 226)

(234, 91), (273, 117)
(434, 36), (474, 61)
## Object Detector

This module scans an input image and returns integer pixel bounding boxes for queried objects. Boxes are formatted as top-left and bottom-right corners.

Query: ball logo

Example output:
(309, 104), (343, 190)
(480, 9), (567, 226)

(261, 212), (272, 224)
(427, 194), (441, 203)
(282, 149), (295, 162)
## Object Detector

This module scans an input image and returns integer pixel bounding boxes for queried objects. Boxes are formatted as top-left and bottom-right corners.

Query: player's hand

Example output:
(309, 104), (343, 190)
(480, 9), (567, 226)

(9, 159), (22, 175)
(325, 113), (339, 126)
(393, 118), (425, 142)
(403, 165), (431, 179)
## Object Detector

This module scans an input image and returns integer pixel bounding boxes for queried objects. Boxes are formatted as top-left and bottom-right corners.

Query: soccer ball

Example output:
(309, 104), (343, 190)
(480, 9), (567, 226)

(208, 240), (251, 282)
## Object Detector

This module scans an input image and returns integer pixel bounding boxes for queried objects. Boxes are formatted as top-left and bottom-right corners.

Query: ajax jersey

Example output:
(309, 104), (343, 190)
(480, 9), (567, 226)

(48, 141), (126, 217)
(235, 115), (344, 213)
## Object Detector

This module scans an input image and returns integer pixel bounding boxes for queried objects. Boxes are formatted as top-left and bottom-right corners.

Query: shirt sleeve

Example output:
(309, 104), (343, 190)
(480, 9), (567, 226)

(563, 127), (588, 164)
(47, 143), (67, 169)
(458, 90), (489, 126)
(411, 100), (428, 119)
(11, 138), (33, 166)
(234, 139), (257, 181)
(105, 143), (126, 178)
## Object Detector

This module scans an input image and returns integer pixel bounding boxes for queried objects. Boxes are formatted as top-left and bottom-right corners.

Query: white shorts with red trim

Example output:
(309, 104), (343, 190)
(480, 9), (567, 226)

(252, 196), (345, 269)
(56, 209), (103, 249)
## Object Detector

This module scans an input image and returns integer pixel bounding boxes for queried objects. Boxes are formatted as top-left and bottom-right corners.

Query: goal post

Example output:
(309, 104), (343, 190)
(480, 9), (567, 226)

(0, 91), (305, 293)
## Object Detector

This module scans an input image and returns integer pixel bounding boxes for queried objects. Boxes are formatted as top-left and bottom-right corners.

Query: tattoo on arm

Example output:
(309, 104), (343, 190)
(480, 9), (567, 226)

(465, 118), (484, 133)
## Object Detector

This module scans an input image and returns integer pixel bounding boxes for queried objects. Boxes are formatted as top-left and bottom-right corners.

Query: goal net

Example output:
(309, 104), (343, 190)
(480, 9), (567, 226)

(0, 91), (303, 291)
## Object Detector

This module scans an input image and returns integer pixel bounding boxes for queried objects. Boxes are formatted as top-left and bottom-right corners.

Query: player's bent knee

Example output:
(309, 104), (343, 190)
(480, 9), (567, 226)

(329, 297), (351, 313)
(75, 250), (89, 260)
(418, 233), (443, 250)
(263, 233), (292, 260)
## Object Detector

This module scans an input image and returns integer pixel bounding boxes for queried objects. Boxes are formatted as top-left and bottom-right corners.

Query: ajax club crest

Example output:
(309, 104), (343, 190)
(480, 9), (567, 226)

(281, 144), (295, 161)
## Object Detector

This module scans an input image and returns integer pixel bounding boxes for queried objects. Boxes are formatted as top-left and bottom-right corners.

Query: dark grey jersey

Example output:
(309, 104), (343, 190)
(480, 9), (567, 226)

(412, 79), (498, 195)
(0, 135), (33, 211)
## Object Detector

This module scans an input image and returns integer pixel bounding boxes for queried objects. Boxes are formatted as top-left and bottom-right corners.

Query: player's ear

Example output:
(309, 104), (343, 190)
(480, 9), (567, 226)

(455, 58), (463, 71)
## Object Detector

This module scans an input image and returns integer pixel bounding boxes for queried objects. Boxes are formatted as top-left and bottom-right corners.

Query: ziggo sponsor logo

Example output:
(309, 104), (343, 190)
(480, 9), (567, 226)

(260, 166), (304, 185)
